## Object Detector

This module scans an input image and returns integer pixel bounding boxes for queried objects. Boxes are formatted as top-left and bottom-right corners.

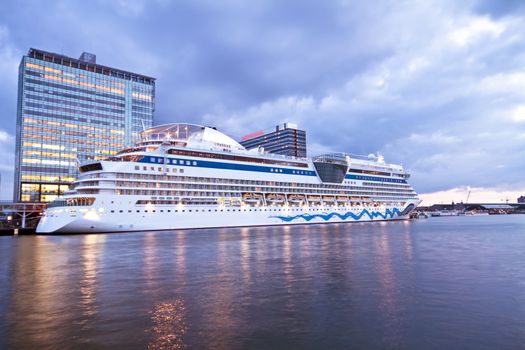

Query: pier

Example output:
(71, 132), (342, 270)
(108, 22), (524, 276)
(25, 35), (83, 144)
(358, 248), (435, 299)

(0, 202), (46, 235)
(415, 202), (525, 216)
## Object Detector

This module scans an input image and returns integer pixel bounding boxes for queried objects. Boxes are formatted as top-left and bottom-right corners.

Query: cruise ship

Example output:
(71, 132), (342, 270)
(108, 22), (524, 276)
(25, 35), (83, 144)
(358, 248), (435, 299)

(36, 123), (420, 233)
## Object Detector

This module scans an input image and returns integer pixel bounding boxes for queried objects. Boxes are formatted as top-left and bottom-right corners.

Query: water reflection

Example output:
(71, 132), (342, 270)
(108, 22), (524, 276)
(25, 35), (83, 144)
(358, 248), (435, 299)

(282, 226), (293, 291)
(1, 216), (525, 349)
(239, 227), (251, 284)
(144, 232), (158, 293)
(402, 220), (414, 261)
(79, 234), (105, 322)
(373, 222), (403, 348)
(148, 299), (187, 350)
(174, 232), (186, 282)
(8, 236), (74, 347)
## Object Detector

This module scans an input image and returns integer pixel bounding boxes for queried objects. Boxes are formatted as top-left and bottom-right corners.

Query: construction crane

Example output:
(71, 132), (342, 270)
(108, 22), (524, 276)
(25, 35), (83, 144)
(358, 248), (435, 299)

(465, 186), (471, 204)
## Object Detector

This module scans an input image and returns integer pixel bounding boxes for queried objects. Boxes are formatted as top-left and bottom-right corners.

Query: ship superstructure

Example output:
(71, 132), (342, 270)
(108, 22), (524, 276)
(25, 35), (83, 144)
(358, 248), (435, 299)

(37, 123), (419, 233)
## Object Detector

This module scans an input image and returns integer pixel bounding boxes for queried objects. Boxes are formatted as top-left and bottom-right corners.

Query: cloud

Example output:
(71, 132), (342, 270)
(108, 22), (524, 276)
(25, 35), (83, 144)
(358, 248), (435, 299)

(448, 16), (506, 47)
(0, 0), (525, 201)
(473, 0), (525, 18)
(0, 128), (15, 199)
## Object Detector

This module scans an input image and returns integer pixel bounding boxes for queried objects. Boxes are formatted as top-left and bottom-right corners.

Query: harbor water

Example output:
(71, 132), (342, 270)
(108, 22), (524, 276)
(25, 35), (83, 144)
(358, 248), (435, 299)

(1, 215), (525, 349)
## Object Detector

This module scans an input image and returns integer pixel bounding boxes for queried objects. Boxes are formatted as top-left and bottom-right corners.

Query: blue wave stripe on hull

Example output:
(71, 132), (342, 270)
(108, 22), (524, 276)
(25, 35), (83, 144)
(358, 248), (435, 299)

(270, 208), (402, 222)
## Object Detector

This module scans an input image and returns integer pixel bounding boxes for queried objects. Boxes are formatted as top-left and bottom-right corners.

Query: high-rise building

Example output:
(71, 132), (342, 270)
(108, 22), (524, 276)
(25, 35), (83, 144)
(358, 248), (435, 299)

(239, 123), (307, 158)
(14, 48), (155, 202)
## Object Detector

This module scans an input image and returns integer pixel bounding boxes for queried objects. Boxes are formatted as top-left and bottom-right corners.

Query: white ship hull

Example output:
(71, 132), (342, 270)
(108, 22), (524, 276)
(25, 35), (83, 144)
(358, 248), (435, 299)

(37, 198), (418, 234)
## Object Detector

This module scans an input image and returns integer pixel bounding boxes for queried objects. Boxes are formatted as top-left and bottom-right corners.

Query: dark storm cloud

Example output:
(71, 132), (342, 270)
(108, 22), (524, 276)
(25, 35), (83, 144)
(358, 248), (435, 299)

(474, 0), (525, 18)
(0, 0), (525, 199)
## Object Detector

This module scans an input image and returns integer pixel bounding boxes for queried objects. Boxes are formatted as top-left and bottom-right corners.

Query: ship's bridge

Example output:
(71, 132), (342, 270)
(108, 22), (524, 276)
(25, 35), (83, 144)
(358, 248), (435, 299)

(138, 123), (246, 152)
(312, 153), (350, 184)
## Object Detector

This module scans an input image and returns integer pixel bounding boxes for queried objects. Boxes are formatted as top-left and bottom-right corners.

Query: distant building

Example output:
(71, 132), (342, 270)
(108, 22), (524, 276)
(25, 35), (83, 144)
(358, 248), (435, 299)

(14, 48), (155, 202)
(518, 196), (525, 203)
(239, 123), (307, 158)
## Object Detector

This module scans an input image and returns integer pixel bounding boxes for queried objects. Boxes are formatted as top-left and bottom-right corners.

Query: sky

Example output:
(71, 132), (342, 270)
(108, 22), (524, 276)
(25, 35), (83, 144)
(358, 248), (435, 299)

(0, 0), (524, 204)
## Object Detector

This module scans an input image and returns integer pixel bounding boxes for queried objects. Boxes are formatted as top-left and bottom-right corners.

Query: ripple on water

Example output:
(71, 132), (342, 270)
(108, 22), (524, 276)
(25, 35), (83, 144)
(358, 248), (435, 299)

(1, 215), (525, 349)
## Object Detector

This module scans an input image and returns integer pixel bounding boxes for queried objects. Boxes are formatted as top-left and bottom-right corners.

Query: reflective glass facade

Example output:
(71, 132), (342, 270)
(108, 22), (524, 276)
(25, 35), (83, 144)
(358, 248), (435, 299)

(14, 48), (155, 202)
(240, 123), (307, 158)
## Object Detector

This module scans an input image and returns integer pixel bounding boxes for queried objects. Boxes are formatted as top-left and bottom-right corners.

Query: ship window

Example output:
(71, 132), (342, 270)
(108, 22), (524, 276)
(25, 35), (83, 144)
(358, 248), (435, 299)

(111, 210), (115, 213)
(135, 166), (139, 170)
(79, 162), (102, 173)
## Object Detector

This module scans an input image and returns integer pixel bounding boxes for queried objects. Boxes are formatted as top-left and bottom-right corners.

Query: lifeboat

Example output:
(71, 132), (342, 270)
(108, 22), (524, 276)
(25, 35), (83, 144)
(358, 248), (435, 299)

(266, 193), (286, 204)
(230, 198), (242, 207)
(336, 196), (349, 202)
(242, 192), (263, 204)
(322, 196), (336, 204)
(287, 194), (306, 204)
(307, 195), (322, 204)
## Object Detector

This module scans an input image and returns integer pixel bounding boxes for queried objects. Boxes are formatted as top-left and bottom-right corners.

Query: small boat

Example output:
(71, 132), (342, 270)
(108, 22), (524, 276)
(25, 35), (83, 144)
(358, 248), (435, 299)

(465, 211), (489, 216)
(410, 212), (429, 219)
(431, 210), (459, 217)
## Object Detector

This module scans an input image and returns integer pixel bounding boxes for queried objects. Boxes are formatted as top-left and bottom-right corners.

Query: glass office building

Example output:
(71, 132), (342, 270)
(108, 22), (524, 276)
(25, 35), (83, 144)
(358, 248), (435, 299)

(240, 123), (307, 158)
(14, 48), (155, 202)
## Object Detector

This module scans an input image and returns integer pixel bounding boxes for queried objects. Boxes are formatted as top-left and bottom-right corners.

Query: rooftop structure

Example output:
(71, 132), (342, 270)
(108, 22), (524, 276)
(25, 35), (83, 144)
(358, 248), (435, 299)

(140, 123), (245, 152)
(239, 122), (307, 158)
